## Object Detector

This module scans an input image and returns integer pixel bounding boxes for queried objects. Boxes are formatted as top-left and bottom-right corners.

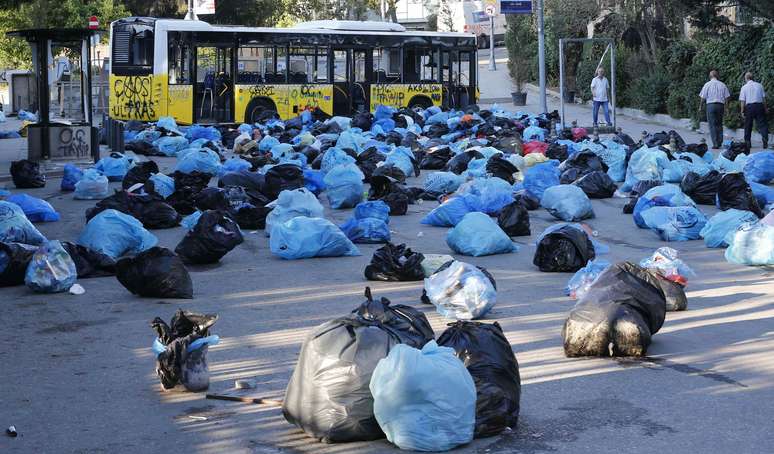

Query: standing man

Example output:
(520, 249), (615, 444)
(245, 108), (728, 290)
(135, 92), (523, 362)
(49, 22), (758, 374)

(699, 70), (731, 149)
(590, 67), (611, 128)
(740, 72), (769, 149)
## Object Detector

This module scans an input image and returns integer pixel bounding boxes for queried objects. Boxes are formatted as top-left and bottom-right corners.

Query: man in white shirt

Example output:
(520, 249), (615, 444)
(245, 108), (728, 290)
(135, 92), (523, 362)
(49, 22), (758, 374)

(590, 67), (611, 127)
(699, 70), (731, 149)
(740, 72), (769, 149)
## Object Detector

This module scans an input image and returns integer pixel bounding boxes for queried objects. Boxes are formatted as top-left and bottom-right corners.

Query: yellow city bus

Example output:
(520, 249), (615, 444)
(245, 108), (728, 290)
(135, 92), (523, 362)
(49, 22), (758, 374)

(108, 17), (478, 125)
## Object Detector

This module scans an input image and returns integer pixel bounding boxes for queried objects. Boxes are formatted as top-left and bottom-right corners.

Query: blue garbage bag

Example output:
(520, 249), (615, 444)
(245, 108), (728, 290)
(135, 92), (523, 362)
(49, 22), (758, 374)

(749, 181), (774, 208)
(185, 125), (221, 142)
(61, 164), (83, 192)
(95, 153), (133, 181)
(219, 157), (251, 177)
(447, 212), (518, 256)
(461, 158), (488, 179)
(597, 140), (628, 182)
(374, 104), (396, 121)
(0, 200), (46, 245)
(523, 160), (560, 200)
(324, 163), (364, 209)
(456, 177), (515, 214)
(744, 151), (774, 183)
(74, 169), (110, 200)
(175, 148), (221, 175)
(370, 341), (476, 452)
(421, 194), (475, 227)
(336, 129), (366, 153)
(541, 184), (594, 221)
(663, 159), (693, 183)
(522, 125), (545, 141)
(354, 200), (390, 222)
(384, 146), (415, 178)
(0, 130), (22, 139)
(156, 116), (180, 133)
(24, 240), (77, 293)
(153, 136), (189, 156)
(640, 206), (707, 241)
(424, 171), (464, 195)
(632, 185), (696, 228)
(270, 143), (294, 159)
(373, 118), (395, 133)
(77, 209), (158, 259)
(6, 194), (60, 222)
(725, 221), (774, 265)
(270, 216), (360, 259)
(181, 210), (202, 231)
(328, 116), (352, 130)
(566, 258), (610, 298)
(258, 135), (280, 152)
(238, 123), (253, 135)
(622, 146), (669, 192)
(321, 147), (356, 173)
(712, 153), (747, 173)
(426, 110), (450, 125)
(148, 173), (175, 198)
(18, 109), (38, 122)
(265, 188), (325, 235)
(303, 169), (326, 195)
(133, 130), (161, 143)
(340, 201), (391, 243)
(700, 209), (759, 248)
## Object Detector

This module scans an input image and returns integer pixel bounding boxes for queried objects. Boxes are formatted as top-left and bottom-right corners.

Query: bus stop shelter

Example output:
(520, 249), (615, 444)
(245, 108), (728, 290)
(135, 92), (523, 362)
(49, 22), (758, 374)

(6, 28), (101, 163)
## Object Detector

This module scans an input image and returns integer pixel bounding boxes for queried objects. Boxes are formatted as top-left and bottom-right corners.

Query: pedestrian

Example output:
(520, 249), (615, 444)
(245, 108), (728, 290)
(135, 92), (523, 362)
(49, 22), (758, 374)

(590, 67), (611, 128)
(699, 70), (731, 149)
(740, 72), (769, 149)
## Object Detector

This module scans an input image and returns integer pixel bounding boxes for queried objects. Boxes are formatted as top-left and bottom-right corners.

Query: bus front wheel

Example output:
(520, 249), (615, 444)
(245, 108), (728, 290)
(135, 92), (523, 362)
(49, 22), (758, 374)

(407, 96), (433, 110)
(245, 98), (277, 124)
(477, 34), (490, 49)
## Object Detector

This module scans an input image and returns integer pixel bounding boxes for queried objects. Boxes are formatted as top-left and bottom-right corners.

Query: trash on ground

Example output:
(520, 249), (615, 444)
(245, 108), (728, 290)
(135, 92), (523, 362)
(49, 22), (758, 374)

(364, 243), (425, 281)
(424, 260), (497, 320)
(151, 310), (218, 390)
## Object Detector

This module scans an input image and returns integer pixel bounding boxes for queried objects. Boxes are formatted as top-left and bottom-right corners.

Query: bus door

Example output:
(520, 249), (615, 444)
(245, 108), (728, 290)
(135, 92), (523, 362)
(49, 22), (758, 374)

(194, 44), (234, 123)
(352, 49), (372, 113)
(331, 49), (351, 116)
(443, 50), (473, 109)
(168, 32), (194, 124)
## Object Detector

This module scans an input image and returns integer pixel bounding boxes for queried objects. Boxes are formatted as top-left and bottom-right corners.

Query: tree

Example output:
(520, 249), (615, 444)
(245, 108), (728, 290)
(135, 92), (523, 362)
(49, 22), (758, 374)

(438, 0), (454, 32)
(544, 0), (600, 91)
(505, 14), (536, 92)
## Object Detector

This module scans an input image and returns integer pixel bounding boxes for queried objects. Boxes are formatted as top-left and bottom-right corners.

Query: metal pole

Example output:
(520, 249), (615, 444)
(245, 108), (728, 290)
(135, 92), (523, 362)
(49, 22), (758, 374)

(537, 0), (547, 113)
(559, 39), (565, 130)
(610, 41), (617, 130)
(488, 15), (496, 71)
(184, 0), (197, 21)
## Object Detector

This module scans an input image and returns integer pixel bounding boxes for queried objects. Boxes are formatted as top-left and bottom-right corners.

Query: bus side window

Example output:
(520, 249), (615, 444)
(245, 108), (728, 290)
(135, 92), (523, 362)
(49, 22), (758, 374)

(289, 47), (315, 83)
(314, 48), (329, 83)
(460, 51), (471, 87)
(403, 49), (419, 83)
(276, 46), (288, 83)
(238, 47), (272, 84)
(333, 50), (347, 82)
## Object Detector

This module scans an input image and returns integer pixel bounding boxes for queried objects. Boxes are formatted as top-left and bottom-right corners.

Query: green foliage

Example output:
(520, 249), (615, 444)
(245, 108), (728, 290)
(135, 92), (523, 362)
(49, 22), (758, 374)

(505, 14), (536, 91)
(628, 71), (670, 115)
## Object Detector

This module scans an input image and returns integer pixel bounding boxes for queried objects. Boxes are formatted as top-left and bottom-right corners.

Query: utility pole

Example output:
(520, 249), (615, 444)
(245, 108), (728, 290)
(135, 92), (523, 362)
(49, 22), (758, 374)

(488, 14), (496, 71)
(184, 0), (198, 21)
(537, 0), (547, 113)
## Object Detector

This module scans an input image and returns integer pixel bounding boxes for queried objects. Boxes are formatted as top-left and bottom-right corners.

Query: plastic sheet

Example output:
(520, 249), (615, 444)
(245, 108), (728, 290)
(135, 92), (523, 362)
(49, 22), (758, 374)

(447, 212), (518, 257)
(541, 184), (594, 222)
(424, 260), (497, 320)
(77, 209), (158, 258)
(270, 216), (360, 259)
(0, 200), (47, 245)
(370, 341), (476, 451)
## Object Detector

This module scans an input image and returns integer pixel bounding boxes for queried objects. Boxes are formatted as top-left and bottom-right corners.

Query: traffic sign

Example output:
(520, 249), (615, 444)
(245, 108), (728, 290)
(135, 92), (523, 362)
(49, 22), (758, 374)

(195, 0), (216, 15)
(501, 0), (533, 14)
(485, 5), (496, 16)
(88, 16), (99, 30)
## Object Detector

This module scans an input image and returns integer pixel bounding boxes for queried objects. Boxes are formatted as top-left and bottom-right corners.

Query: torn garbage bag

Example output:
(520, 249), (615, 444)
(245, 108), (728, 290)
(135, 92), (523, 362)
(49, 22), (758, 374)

(640, 206), (707, 241)
(533, 223), (596, 272)
(118, 247), (193, 299)
(6, 194), (60, 222)
(0, 201), (47, 245)
(497, 201), (530, 236)
(0, 242), (36, 287)
(283, 288), (433, 443)
(725, 222), (774, 266)
(270, 216), (360, 259)
(364, 243), (425, 281)
(562, 262), (668, 357)
(10, 159), (46, 188)
(424, 260), (497, 320)
(77, 209), (158, 259)
(24, 240), (77, 293)
(541, 184), (594, 222)
(447, 212), (517, 257)
(370, 341), (476, 452)
(175, 210), (243, 264)
(151, 310), (217, 390)
(700, 209), (760, 248)
(716, 173), (763, 218)
(437, 321), (521, 438)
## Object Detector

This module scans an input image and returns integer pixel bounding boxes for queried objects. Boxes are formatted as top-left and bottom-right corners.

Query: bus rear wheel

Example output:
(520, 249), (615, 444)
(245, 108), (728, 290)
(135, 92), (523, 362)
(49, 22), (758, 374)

(246, 98), (277, 124)
(407, 96), (433, 110)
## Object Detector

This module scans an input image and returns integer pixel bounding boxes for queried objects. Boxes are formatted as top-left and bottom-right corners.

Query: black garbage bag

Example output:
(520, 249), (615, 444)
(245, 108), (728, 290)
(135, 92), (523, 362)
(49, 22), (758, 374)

(151, 309), (217, 389)
(0, 242), (37, 287)
(558, 151), (608, 184)
(486, 155), (519, 184)
(420, 146), (453, 170)
(169, 171), (212, 215)
(533, 225), (595, 272)
(491, 133), (522, 155)
(356, 147), (386, 182)
(10, 159), (46, 188)
(264, 163), (304, 200)
(573, 170), (617, 199)
(218, 170), (265, 194)
(194, 187), (231, 211)
(368, 176), (413, 215)
(364, 243), (425, 281)
(116, 247), (193, 298)
(122, 161), (159, 189)
(497, 201), (531, 236)
(373, 163), (408, 183)
(283, 287), (434, 443)
(681, 142), (708, 157)
(125, 140), (163, 156)
(61, 242), (116, 278)
(445, 149), (484, 174)
(437, 321), (521, 438)
(722, 141), (750, 161)
(623, 179), (662, 214)
(352, 111), (373, 130)
(562, 262), (668, 357)
(645, 130), (684, 149)
(513, 190), (540, 211)
(231, 203), (271, 230)
(717, 173), (764, 218)
(86, 191), (181, 229)
(175, 210), (244, 264)
(680, 170), (721, 205)
(546, 142), (569, 162)
(614, 132), (636, 148)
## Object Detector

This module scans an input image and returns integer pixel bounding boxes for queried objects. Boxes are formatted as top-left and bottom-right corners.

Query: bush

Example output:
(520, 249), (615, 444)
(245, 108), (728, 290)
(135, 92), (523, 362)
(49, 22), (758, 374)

(629, 71), (670, 115)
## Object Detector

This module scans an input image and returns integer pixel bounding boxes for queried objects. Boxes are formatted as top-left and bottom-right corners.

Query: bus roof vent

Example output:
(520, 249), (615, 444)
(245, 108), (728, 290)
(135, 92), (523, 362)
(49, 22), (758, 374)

(293, 20), (406, 32)
(112, 29), (131, 64)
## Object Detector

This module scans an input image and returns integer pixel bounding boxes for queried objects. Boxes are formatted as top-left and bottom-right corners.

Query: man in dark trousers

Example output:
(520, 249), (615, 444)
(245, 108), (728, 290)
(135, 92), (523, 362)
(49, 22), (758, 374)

(740, 71), (769, 149)
(699, 70), (730, 149)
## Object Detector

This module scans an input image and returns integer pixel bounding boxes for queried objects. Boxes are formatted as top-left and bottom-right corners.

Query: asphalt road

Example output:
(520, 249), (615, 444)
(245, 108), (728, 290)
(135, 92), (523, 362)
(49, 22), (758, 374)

(1, 146), (773, 453)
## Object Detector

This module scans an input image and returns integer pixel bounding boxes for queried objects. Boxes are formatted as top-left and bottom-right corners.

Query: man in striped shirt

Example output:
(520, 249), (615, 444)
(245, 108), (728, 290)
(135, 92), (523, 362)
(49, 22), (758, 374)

(699, 70), (731, 149)
(740, 72), (769, 149)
